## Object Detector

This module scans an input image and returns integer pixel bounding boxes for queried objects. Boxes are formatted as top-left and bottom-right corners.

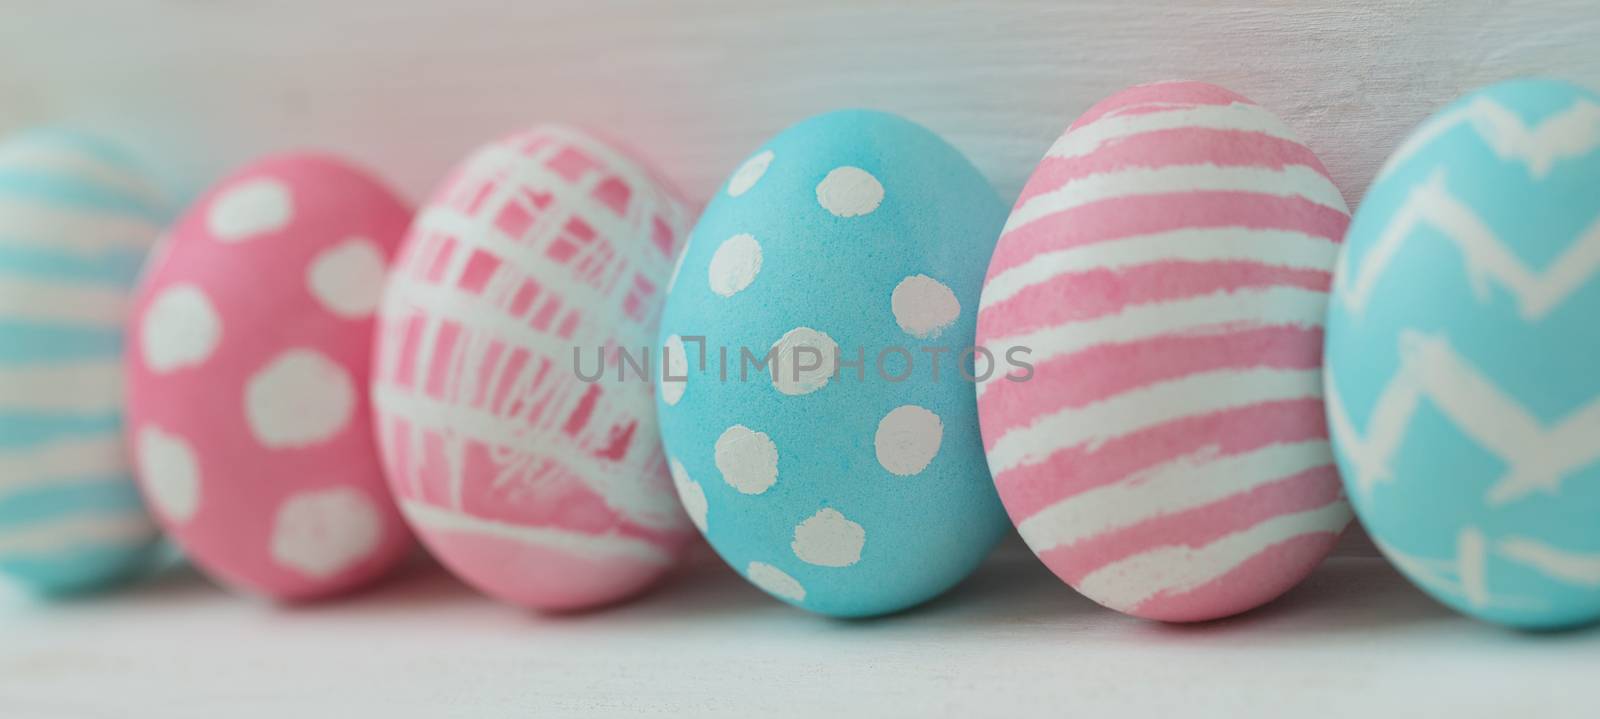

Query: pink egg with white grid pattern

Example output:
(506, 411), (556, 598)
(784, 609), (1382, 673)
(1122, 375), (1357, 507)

(372, 126), (697, 611)
(126, 154), (415, 601)
(977, 81), (1353, 622)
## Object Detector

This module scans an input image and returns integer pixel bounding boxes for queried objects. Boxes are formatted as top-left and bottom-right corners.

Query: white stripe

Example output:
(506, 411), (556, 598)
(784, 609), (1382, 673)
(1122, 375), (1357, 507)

(988, 367), (1323, 476)
(0, 512), (157, 556)
(397, 136), (676, 513)
(1457, 526), (1490, 607)
(1330, 329), (1600, 506)
(1076, 500), (1351, 612)
(384, 133), (684, 517)
(1004, 164), (1348, 236)
(414, 205), (623, 320)
(536, 125), (692, 231)
(399, 500), (672, 565)
(1048, 102), (1301, 161)
(1324, 366), (1420, 498)
(1377, 97), (1600, 182)
(374, 386), (651, 478)
(382, 266), (594, 366)
(0, 435), (127, 494)
(374, 386), (680, 531)
(0, 143), (164, 206)
(0, 196), (161, 254)
(1017, 440), (1333, 552)
(1373, 540), (1457, 588)
(0, 276), (130, 326)
(1498, 537), (1600, 587)
(1338, 172), (1600, 321)
(1375, 106), (1473, 183)
(980, 227), (1338, 309)
(978, 285), (1327, 399)
(0, 361), (123, 413)
(453, 143), (678, 278)
(1101, 101), (1213, 119)
(405, 138), (588, 508)
(1373, 537), (1545, 612)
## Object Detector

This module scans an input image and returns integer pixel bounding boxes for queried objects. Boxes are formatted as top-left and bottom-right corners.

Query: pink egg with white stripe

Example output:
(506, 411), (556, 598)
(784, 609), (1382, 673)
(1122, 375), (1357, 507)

(372, 126), (696, 611)
(976, 81), (1353, 622)
(127, 154), (415, 600)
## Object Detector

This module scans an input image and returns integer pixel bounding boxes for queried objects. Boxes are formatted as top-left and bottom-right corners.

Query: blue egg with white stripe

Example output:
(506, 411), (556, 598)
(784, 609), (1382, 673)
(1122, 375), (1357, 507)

(1327, 79), (1600, 629)
(0, 129), (168, 595)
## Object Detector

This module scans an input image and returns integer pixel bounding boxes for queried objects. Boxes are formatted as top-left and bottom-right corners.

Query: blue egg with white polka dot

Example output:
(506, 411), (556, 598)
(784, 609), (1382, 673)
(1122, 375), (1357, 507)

(655, 110), (1011, 617)
(0, 129), (168, 595)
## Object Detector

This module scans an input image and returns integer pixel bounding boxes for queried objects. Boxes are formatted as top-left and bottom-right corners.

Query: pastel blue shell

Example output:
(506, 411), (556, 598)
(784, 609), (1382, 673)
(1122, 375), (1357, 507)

(1327, 79), (1600, 629)
(656, 110), (1011, 617)
(0, 129), (167, 595)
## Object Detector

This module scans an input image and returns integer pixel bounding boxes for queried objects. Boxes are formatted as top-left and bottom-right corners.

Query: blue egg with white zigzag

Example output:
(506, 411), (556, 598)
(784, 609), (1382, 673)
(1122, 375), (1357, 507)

(1327, 79), (1600, 629)
(0, 129), (168, 595)
(655, 110), (1011, 617)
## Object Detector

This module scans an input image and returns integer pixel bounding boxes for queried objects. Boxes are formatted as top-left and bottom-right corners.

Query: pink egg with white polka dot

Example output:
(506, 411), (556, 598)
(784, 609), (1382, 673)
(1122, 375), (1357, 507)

(126, 154), (415, 601)
(371, 126), (697, 611)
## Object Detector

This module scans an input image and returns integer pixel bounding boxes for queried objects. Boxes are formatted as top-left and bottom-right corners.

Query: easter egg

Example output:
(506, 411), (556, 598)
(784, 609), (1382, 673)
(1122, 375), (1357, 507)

(976, 81), (1353, 622)
(372, 127), (697, 610)
(126, 154), (413, 600)
(0, 130), (167, 594)
(656, 110), (1012, 618)
(1327, 79), (1600, 629)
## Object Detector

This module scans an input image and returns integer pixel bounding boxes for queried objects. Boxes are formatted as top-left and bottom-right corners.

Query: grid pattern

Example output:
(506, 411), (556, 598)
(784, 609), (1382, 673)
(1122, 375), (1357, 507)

(374, 128), (692, 543)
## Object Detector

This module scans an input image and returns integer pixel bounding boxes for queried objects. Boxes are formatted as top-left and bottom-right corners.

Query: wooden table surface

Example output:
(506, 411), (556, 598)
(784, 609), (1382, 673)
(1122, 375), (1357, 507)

(3, 536), (1596, 718)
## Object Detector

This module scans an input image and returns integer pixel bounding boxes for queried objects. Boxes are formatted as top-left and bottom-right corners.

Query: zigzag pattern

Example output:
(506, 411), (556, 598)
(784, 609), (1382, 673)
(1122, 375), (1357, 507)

(1337, 172), (1600, 321)
(1329, 331), (1600, 507)
(1333, 331), (1600, 606)
(1377, 97), (1600, 181)
(1378, 527), (1600, 611)
(371, 126), (692, 564)
(1336, 86), (1600, 621)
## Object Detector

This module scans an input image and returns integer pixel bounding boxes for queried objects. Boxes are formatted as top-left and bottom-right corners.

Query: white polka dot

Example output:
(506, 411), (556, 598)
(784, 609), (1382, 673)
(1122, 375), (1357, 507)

(714, 424), (778, 495)
(660, 334), (688, 407)
(207, 178), (293, 242)
(875, 405), (944, 476)
(708, 233), (762, 297)
(770, 327), (838, 396)
(891, 274), (961, 339)
(791, 508), (865, 568)
(141, 283), (222, 373)
(816, 166), (884, 218)
(270, 487), (382, 579)
(245, 348), (356, 448)
(727, 150), (774, 197)
(307, 237), (388, 319)
(746, 561), (805, 602)
(135, 425), (201, 524)
(670, 459), (708, 534)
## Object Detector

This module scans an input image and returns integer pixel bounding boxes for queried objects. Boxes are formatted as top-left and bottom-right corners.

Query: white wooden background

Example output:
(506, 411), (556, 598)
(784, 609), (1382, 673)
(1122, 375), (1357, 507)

(4, 3), (1600, 716)
(3, 1), (1597, 208)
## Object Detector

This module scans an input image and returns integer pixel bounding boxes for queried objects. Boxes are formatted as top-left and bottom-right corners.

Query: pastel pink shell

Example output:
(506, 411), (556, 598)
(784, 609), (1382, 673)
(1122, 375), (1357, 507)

(976, 82), (1353, 622)
(126, 154), (415, 600)
(372, 126), (696, 610)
